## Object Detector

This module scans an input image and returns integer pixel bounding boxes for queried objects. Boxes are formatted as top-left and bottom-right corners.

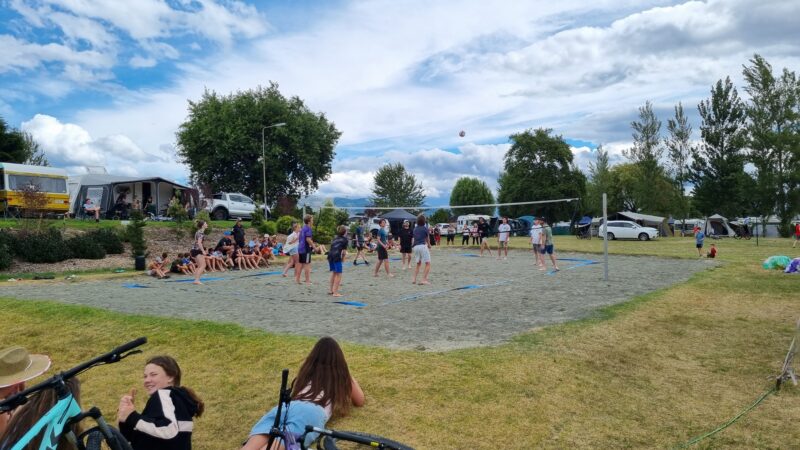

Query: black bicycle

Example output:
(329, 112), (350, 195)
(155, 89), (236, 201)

(734, 226), (752, 240)
(0, 337), (147, 450)
(264, 369), (413, 450)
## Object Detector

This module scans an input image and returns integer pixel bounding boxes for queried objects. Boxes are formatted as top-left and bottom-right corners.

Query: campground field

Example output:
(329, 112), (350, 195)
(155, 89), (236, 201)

(2, 235), (799, 448)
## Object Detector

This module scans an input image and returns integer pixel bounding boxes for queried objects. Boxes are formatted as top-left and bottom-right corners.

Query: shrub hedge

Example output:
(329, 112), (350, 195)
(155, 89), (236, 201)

(66, 234), (106, 259)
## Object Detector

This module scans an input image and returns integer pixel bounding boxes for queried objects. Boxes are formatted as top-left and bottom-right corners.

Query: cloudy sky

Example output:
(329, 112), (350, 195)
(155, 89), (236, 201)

(2, 0), (799, 205)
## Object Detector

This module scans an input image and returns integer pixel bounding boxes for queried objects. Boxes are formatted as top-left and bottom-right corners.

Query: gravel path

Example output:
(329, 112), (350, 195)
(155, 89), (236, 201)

(0, 248), (715, 350)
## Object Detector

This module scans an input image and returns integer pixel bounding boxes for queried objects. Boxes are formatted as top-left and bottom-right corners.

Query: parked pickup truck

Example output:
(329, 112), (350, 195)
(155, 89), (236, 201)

(204, 192), (257, 220)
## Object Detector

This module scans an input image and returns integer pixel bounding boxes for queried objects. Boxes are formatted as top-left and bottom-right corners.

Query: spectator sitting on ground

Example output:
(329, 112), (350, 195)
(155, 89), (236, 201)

(181, 253), (196, 274)
(707, 243), (717, 258)
(148, 253), (170, 279)
(215, 231), (235, 257)
(0, 346), (51, 437)
(83, 198), (101, 222)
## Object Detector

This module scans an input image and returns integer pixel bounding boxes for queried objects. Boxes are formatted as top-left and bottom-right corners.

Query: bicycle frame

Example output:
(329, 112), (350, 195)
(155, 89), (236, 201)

(0, 337), (147, 450)
(8, 391), (81, 450)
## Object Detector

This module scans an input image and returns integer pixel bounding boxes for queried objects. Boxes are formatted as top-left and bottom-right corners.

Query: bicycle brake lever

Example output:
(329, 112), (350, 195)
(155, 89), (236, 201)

(119, 349), (143, 359)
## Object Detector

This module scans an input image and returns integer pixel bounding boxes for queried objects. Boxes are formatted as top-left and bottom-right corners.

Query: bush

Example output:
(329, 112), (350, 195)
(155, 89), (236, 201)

(275, 215), (297, 235)
(127, 211), (147, 257)
(0, 242), (11, 270)
(86, 228), (124, 254)
(314, 228), (332, 245)
(66, 234), (106, 259)
(251, 208), (265, 227)
(14, 228), (71, 263)
(258, 220), (277, 236)
(193, 210), (213, 234)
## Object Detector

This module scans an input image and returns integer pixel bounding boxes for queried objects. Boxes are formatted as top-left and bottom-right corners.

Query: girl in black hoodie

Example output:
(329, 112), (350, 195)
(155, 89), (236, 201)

(117, 356), (204, 450)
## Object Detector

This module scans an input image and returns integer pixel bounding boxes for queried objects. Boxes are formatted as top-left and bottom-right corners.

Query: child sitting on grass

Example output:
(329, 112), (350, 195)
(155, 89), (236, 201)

(148, 252), (170, 279)
(707, 243), (717, 258)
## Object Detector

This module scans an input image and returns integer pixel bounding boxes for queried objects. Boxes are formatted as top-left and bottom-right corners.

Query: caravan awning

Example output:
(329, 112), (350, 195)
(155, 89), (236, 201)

(617, 211), (665, 223)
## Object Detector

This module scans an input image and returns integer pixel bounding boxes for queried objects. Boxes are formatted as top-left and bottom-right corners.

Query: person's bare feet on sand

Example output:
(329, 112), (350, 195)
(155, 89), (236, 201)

(332, 293), (343, 297)
(192, 281), (203, 285)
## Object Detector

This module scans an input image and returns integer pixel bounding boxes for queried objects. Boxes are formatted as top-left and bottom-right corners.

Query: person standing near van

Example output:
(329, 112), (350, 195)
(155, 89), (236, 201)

(478, 217), (493, 257)
(541, 218), (559, 271)
(497, 217), (511, 260)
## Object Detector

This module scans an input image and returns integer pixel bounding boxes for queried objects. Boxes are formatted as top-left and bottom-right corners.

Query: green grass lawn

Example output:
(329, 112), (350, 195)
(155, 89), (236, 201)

(1, 236), (799, 448)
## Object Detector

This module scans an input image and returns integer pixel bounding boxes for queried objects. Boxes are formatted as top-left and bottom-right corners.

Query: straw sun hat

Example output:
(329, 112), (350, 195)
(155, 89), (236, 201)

(0, 346), (51, 388)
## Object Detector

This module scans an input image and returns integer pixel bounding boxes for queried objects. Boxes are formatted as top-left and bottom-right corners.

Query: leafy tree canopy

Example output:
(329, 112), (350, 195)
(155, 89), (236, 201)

(0, 117), (48, 166)
(691, 77), (750, 218)
(496, 128), (586, 221)
(449, 177), (495, 216)
(176, 83), (341, 203)
(370, 163), (425, 208)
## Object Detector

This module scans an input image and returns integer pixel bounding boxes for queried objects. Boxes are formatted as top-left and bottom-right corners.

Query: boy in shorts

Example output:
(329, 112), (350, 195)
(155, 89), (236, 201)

(328, 225), (349, 297)
(694, 226), (705, 257)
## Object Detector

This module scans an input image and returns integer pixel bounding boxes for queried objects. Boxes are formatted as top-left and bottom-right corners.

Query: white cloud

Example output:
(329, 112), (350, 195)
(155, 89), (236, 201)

(20, 114), (178, 178)
(316, 142), (510, 201)
(6, 0), (800, 200)
(129, 55), (158, 68)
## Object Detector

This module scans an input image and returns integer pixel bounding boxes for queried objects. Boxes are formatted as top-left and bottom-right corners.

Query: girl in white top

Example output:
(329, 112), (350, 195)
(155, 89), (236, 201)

(282, 222), (300, 277)
(497, 217), (511, 260)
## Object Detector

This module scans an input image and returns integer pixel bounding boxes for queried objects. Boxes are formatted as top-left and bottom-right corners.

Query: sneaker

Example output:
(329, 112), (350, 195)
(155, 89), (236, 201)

(353, 261), (358, 266)
(364, 261), (370, 266)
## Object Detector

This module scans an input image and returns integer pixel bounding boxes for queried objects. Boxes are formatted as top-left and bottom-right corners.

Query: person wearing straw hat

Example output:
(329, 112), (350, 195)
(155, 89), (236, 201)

(0, 346), (51, 435)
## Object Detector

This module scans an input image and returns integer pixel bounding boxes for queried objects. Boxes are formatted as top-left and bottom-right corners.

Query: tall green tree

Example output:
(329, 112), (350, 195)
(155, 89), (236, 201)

(742, 54), (800, 236)
(607, 163), (643, 213)
(496, 128), (586, 221)
(370, 163), (425, 208)
(449, 177), (495, 216)
(21, 132), (48, 166)
(585, 145), (613, 215)
(0, 117), (47, 165)
(666, 102), (693, 224)
(624, 101), (674, 214)
(691, 77), (750, 218)
(176, 83), (341, 202)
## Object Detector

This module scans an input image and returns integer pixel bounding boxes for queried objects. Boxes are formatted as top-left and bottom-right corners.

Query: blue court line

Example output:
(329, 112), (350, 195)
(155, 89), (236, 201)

(122, 283), (150, 288)
(389, 257), (402, 261)
(461, 253), (480, 257)
(546, 258), (598, 276)
(334, 301), (368, 308)
(240, 271), (283, 278)
(383, 280), (512, 305)
(168, 277), (226, 283)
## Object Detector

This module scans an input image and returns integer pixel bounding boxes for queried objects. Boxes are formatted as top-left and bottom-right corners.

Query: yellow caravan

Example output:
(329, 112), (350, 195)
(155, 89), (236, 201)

(0, 162), (70, 215)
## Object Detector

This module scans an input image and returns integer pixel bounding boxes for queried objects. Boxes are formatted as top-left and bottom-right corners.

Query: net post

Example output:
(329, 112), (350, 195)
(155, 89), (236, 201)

(603, 193), (608, 282)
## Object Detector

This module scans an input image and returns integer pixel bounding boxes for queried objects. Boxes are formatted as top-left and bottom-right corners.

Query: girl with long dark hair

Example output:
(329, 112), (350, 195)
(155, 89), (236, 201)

(242, 337), (365, 449)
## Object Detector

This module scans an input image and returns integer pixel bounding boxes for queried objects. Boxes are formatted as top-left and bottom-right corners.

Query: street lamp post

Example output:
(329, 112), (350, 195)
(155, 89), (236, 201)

(261, 122), (286, 215)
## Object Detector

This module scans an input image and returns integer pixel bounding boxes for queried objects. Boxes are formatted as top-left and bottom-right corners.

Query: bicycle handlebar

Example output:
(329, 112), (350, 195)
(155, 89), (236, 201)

(0, 337), (147, 413)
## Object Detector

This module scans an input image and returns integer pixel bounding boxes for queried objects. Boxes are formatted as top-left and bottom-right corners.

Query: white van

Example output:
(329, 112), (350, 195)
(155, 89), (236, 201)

(456, 214), (490, 233)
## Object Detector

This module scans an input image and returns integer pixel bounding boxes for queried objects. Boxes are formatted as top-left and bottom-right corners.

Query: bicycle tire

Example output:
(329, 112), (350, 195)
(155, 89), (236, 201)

(316, 431), (414, 450)
(80, 425), (133, 450)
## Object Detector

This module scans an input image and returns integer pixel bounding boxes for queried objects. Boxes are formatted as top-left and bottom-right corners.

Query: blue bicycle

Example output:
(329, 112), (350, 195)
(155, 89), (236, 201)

(0, 337), (147, 450)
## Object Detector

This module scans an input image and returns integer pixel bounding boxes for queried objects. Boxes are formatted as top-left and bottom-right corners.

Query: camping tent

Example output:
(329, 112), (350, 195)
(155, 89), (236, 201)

(68, 173), (196, 218)
(379, 208), (418, 236)
(703, 214), (735, 237)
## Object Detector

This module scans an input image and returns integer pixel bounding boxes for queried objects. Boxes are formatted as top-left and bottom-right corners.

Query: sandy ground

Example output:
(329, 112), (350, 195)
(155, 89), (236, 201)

(0, 247), (714, 350)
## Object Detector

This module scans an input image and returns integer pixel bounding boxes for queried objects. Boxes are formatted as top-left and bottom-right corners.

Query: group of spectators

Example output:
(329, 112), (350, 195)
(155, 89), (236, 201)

(149, 218), (284, 280)
(1, 336), (361, 450)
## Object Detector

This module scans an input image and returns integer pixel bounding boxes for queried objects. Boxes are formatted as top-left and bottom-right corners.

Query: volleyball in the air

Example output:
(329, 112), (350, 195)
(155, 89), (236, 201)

(459, 130), (466, 137)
